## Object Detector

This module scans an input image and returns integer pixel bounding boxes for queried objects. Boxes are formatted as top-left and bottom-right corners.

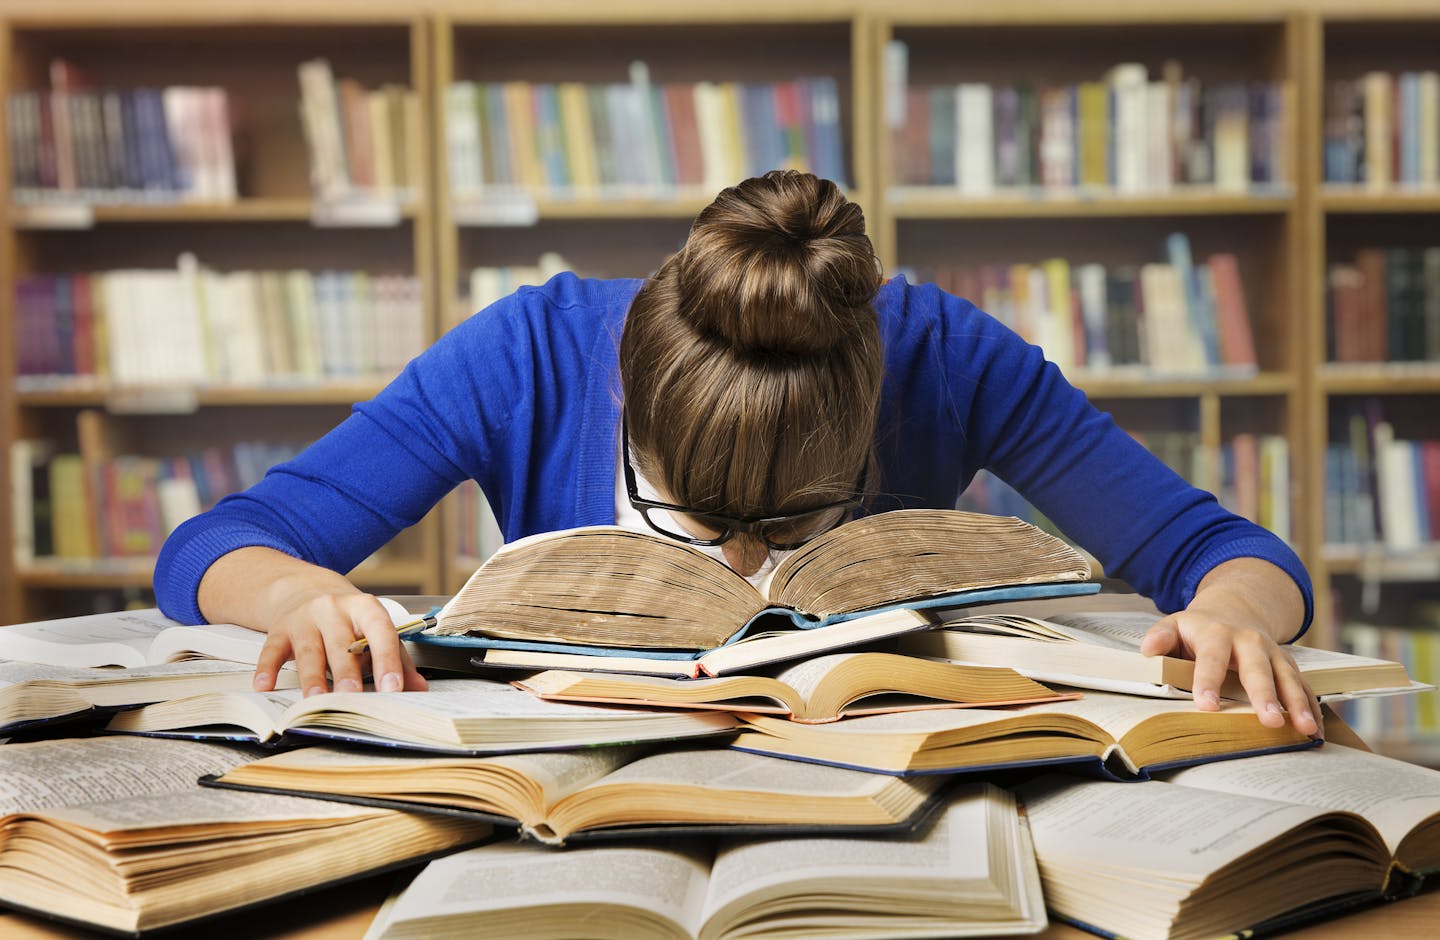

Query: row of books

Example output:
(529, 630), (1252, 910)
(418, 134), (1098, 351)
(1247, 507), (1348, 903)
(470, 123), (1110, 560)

(14, 257), (425, 389)
(10, 434), (304, 565)
(899, 236), (1258, 376)
(1328, 247), (1440, 364)
(444, 67), (849, 200)
(1325, 412), (1440, 552)
(458, 252), (573, 326)
(7, 59), (236, 204)
(297, 59), (423, 202)
(958, 432), (1292, 545)
(1325, 72), (1440, 187)
(1340, 619), (1440, 745)
(887, 54), (1288, 193)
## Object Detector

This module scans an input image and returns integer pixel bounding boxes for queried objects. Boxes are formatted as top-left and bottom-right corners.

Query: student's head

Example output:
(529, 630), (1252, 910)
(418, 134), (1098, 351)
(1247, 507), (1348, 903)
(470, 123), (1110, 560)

(620, 170), (883, 575)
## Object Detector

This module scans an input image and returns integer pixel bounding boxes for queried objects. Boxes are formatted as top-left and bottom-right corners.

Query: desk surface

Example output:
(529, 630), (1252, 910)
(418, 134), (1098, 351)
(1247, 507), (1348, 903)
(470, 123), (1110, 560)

(4, 875), (1439, 939)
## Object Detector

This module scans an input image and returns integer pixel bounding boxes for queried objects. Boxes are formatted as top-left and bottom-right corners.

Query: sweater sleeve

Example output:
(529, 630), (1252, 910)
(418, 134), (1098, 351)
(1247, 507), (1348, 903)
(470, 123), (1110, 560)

(944, 292), (1314, 640)
(153, 293), (531, 625)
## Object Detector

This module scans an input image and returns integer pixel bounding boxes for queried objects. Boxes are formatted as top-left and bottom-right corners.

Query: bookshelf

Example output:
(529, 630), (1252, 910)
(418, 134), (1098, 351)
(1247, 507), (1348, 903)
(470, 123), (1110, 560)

(429, 7), (874, 592)
(1305, 8), (1440, 758)
(871, 8), (1309, 609)
(0, 11), (443, 623)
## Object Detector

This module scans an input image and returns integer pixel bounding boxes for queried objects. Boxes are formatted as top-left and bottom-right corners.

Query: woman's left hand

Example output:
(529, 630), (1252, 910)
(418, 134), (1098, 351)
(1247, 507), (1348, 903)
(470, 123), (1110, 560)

(1139, 557), (1322, 739)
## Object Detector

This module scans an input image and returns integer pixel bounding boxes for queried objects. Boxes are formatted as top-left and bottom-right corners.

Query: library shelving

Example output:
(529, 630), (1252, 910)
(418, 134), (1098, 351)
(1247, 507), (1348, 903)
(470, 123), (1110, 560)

(870, 9), (1309, 598)
(430, 6), (875, 592)
(0, 11), (442, 623)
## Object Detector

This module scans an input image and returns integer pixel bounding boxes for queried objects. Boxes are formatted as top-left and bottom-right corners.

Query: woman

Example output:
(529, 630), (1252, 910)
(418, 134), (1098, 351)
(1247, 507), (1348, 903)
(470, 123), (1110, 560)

(155, 170), (1319, 736)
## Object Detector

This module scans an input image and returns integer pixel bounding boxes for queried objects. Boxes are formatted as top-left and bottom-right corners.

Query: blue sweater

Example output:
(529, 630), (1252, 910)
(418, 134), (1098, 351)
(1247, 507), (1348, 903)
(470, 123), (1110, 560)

(154, 273), (1312, 635)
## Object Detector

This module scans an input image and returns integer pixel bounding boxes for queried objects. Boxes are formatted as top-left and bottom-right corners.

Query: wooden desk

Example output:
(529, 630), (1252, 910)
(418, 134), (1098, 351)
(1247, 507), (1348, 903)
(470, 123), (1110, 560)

(3, 875), (1438, 939)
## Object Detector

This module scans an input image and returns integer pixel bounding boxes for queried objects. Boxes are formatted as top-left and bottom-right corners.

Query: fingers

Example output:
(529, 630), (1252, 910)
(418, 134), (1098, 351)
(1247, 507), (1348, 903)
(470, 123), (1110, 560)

(1140, 617), (1181, 657)
(1273, 657), (1322, 738)
(348, 597), (410, 693)
(254, 593), (429, 697)
(1187, 626), (1235, 713)
(1228, 630), (1285, 727)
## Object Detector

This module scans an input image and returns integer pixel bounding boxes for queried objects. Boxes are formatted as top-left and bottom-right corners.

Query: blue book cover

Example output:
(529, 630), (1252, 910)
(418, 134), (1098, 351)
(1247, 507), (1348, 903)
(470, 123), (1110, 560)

(928, 85), (957, 186)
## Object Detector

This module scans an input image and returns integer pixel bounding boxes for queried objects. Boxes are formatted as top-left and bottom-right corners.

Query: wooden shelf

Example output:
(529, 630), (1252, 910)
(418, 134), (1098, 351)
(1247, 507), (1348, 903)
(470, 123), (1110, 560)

(15, 382), (393, 409)
(7, 197), (421, 228)
(889, 188), (1295, 219)
(1320, 366), (1440, 396)
(1074, 372), (1295, 398)
(1322, 186), (1440, 214)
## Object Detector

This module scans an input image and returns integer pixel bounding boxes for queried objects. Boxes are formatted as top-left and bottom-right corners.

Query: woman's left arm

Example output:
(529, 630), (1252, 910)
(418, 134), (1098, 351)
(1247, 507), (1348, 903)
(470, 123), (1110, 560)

(1140, 556), (1322, 737)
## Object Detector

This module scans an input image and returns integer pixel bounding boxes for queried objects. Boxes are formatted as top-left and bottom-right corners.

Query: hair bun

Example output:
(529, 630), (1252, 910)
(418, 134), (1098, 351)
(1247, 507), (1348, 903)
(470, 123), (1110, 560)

(676, 171), (880, 358)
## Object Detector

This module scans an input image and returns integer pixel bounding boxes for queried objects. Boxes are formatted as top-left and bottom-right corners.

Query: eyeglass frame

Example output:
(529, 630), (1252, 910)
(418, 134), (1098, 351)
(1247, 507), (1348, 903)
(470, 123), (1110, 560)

(620, 417), (869, 552)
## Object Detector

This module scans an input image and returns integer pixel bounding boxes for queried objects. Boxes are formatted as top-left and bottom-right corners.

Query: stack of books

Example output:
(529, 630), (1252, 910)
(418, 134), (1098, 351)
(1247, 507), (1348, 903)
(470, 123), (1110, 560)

(0, 508), (1435, 939)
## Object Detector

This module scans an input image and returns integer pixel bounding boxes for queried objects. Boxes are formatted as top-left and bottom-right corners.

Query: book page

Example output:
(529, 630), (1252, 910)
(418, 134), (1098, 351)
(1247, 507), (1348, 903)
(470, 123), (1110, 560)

(0, 659), (259, 685)
(1018, 689), (1250, 739)
(42, 784), (386, 832)
(285, 678), (699, 721)
(223, 742), (640, 812)
(1162, 744), (1440, 855)
(587, 747), (922, 800)
(699, 784), (1019, 933)
(1016, 775), (1339, 877)
(0, 736), (256, 813)
(432, 526), (762, 650)
(372, 841), (711, 938)
(0, 608), (182, 668)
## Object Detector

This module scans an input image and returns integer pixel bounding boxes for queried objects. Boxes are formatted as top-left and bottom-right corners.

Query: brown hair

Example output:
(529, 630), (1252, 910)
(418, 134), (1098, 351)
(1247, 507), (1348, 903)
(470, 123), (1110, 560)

(619, 170), (883, 539)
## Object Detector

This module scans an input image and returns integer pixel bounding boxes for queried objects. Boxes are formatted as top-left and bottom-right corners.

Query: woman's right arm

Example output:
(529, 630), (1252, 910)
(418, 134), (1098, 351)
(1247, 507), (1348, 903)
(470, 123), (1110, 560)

(198, 546), (426, 696)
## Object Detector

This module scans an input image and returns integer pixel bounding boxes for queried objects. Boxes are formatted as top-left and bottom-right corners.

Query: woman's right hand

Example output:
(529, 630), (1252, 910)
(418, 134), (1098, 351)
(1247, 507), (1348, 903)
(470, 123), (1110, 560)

(198, 547), (428, 697)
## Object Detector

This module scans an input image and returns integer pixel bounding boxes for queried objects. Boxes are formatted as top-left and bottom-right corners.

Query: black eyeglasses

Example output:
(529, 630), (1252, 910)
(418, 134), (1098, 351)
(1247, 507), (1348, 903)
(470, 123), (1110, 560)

(621, 419), (867, 552)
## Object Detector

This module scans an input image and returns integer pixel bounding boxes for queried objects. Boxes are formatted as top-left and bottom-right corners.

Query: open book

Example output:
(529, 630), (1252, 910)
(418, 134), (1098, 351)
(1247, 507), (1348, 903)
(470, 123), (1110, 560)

(104, 677), (739, 754)
(204, 742), (949, 846)
(412, 510), (1095, 655)
(361, 783), (1046, 939)
(730, 690), (1316, 778)
(904, 606), (1421, 699)
(0, 659), (297, 735)
(513, 652), (1075, 723)
(0, 607), (276, 669)
(1017, 743), (1440, 940)
(0, 735), (490, 936)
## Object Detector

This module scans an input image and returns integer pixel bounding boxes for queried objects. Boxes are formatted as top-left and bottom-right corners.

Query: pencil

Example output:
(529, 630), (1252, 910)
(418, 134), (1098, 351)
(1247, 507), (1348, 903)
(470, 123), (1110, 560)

(347, 615), (437, 654)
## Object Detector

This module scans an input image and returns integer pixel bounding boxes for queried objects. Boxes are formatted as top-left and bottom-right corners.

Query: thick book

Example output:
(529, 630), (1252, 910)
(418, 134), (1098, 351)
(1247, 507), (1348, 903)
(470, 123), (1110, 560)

(0, 659), (297, 735)
(902, 606), (1422, 700)
(104, 677), (739, 754)
(411, 509), (1096, 672)
(360, 783), (1046, 939)
(0, 735), (491, 937)
(1018, 742), (1440, 940)
(203, 742), (951, 847)
(512, 651), (1077, 723)
(729, 690), (1317, 779)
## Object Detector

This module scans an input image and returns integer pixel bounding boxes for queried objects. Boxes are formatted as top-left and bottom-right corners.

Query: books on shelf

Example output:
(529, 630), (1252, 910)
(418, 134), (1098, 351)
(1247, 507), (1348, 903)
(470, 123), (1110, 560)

(297, 58), (422, 203)
(512, 652), (1075, 723)
(901, 606), (1420, 701)
(1324, 400), (1440, 552)
(1327, 246), (1440, 365)
(902, 235), (1259, 378)
(1325, 71), (1440, 188)
(360, 783), (1046, 939)
(730, 690), (1315, 779)
(887, 51), (1288, 196)
(105, 678), (739, 754)
(0, 736), (489, 936)
(204, 743), (949, 846)
(6, 60), (238, 205)
(14, 259), (425, 390)
(1018, 743), (1440, 940)
(444, 69), (848, 202)
(10, 435), (304, 567)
